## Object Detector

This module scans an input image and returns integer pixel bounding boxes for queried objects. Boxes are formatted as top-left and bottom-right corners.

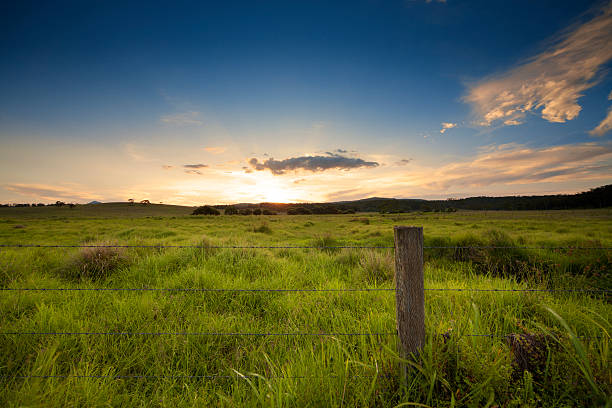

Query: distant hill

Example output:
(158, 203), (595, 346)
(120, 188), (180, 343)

(1, 185), (610, 216)
(213, 184), (612, 213)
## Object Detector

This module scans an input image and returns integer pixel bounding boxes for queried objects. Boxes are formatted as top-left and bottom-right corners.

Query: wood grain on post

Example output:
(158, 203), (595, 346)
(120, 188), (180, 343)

(394, 226), (425, 360)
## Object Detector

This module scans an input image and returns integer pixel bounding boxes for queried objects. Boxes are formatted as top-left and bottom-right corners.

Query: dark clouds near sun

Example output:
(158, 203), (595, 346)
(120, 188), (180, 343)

(248, 153), (379, 175)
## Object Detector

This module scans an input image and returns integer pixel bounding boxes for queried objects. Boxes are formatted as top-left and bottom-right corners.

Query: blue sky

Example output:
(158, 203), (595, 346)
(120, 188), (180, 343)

(1, 0), (611, 204)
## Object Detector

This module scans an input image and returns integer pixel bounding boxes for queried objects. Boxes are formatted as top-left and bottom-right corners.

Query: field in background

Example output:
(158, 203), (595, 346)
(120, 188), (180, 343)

(0, 205), (610, 407)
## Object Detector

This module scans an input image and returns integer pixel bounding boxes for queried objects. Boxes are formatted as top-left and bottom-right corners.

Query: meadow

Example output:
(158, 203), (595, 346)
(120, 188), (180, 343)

(0, 204), (610, 407)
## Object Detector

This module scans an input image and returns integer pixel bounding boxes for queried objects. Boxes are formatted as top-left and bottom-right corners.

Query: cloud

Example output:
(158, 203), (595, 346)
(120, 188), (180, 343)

(162, 165), (174, 170)
(184, 170), (202, 175)
(440, 122), (457, 134)
(326, 189), (378, 202)
(160, 111), (203, 126)
(183, 164), (208, 169)
(414, 142), (612, 190)
(590, 90), (612, 136)
(248, 154), (379, 175)
(395, 159), (413, 166)
(589, 107), (612, 136)
(4, 183), (102, 202)
(465, 2), (612, 126)
(204, 146), (226, 154)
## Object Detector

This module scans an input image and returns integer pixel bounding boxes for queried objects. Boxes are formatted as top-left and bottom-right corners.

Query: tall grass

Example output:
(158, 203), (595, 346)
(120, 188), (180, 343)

(0, 209), (610, 406)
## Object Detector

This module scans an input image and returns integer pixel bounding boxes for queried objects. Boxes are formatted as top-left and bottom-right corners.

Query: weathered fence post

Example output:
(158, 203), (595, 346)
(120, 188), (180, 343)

(394, 226), (425, 368)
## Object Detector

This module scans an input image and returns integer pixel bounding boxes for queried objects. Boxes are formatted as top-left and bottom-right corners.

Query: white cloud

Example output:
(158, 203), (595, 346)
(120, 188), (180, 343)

(160, 111), (203, 126)
(440, 122), (457, 133)
(4, 183), (103, 202)
(412, 142), (612, 190)
(204, 146), (226, 154)
(589, 107), (612, 136)
(465, 2), (612, 127)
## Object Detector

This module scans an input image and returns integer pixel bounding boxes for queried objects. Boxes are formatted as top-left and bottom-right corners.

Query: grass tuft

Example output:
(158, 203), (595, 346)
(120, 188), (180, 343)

(61, 243), (129, 281)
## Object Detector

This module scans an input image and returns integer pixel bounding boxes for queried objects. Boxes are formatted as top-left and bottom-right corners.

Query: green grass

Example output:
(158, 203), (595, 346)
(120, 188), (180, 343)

(0, 205), (610, 407)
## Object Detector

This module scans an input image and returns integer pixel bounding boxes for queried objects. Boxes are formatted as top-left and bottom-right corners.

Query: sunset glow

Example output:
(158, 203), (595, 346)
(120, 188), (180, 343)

(1, 1), (611, 204)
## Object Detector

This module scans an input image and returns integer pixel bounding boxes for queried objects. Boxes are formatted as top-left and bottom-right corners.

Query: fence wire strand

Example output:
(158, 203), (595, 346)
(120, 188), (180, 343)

(1, 287), (608, 293)
(0, 331), (397, 337)
(1, 244), (611, 250)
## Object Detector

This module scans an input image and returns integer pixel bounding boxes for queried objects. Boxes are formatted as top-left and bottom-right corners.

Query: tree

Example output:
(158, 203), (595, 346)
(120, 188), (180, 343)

(224, 206), (239, 215)
(192, 206), (220, 215)
(128, 199), (134, 205)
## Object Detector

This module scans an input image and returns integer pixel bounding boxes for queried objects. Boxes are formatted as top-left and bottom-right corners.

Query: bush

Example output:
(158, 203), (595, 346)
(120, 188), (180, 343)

(224, 206), (238, 215)
(252, 222), (272, 234)
(262, 209), (277, 215)
(252, 208), (262, 215)
(358, 250), (393, 283)
(192, 206), (220, 215)
(240, 209), (253, 215)
(312, 234), (339, 253)
(287, 207), (312, 215)
(62, 245), (129, 281)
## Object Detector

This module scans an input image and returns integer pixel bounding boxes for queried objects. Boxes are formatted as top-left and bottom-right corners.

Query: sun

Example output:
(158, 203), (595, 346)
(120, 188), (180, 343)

(255, 180), (297, 203)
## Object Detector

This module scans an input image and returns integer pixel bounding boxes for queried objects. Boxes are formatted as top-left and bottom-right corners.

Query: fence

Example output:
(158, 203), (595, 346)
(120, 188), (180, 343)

(0, 226), (610, 381)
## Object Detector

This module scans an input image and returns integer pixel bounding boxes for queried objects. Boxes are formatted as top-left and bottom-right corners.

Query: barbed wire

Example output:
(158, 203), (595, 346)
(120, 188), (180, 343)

(0, 373), (389, 380)
(0, 287), (396, 292)
(1, 332), (604, 340)
(0, 331), (397, 337)
(1, 287), (608, 293)
(0, 244), (610, 250)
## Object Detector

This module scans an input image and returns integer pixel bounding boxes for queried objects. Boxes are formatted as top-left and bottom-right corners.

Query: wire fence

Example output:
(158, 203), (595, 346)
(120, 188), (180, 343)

(0, 287), (609, 293)
(1, 240), (610, 382)
(0, 331), (602, 340)
(1, 244), (611, 249)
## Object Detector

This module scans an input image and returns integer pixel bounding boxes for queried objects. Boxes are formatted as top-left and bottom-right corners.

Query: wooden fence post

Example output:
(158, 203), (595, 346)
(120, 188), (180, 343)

(394, 226), (425, 366)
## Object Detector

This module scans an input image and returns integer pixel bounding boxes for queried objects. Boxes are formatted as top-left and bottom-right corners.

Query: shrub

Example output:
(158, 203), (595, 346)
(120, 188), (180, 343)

(224, 206), (239, 215)
(252, 222), (272, 234)
(62, 244), (129, 281)
(358, 250), (394, 283)
(287, 207), (311, 215)
(252, 208), (262, 215)
(240, 208), (253, 215)
(262, 209), (277, 215)
(192, 206), (220, 215)
(312, 234), (339, 253)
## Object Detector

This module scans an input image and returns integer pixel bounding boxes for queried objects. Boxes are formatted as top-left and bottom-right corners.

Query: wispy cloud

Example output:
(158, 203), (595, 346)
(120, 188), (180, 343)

(204, 146), (226, 154)
(395, 159), (413, 166)
(440, 122), (456, 133)
(160, 111), (203, 126)
(248, 154), (379, 175)
(465, 2), (612, 126)
(183, 164), (208, 169)
(590, 90), (612, 136)
(184, 170), (203, 175)
(414, 142), (612, 190)
(162, 165), (174, 170)
(4, 183), (102, 202)
(590, 107), (612, 136)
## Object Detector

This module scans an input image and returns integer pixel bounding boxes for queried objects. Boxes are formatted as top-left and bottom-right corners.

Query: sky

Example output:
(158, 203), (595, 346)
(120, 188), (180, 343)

(1, 0), (611, 205)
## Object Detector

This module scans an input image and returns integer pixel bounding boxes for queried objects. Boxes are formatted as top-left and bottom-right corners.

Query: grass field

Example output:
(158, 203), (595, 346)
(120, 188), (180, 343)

(0, 204), (610, 407)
